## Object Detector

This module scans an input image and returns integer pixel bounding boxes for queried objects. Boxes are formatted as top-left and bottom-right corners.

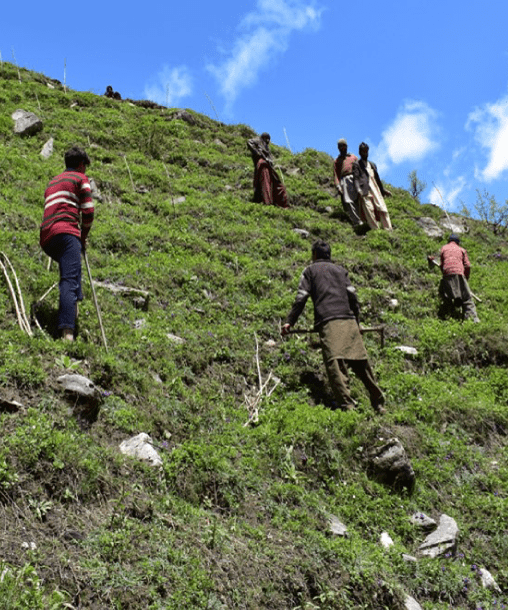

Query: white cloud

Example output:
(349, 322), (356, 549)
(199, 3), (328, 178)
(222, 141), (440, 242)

(467, 95), (508, 181)
(375, 100), (440, 173)
(207, 0), (322, 107)
(429, 176), (467, 211)
(144, 65), (193, 107)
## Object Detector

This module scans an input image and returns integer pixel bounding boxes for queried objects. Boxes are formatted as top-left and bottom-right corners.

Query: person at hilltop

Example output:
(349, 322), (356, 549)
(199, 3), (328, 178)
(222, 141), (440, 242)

(281, 240), (386, 413)
(353, 142), (393, 231)
(104, 85), (122, 100)
(247, 132), (289, 208)
(431, 234), (480, 323)
(40, 146), (94, 341)
(333, 138), (362, 228)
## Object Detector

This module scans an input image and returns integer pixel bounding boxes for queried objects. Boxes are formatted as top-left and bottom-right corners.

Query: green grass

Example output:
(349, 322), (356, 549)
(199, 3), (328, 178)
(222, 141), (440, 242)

(0, 61), (507, 609)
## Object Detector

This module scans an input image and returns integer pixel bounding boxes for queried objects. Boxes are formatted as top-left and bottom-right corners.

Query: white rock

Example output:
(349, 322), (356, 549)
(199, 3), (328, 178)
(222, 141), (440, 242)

(479, 567), (501, 592)
(119, 433), (162, 467)
(57, 374), (96, 398)
(395, 346), (418, 356)
(293, 228), (310, 238)
(167, 333), (185, 344)
(405, 595), (423, 610)
(380, 532), (394, 548)
(40, 138), (54, 159)
(265, 339), (277, 348)
(388, 299), (399, 309)
(328, 514), (347, 536)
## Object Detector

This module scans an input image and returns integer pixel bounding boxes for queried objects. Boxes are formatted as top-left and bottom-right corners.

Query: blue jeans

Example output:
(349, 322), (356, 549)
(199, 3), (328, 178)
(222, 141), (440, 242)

(43, 234), (83, 330)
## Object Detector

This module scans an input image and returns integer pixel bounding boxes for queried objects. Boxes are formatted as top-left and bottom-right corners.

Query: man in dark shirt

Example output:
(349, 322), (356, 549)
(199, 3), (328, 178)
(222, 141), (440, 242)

(281, 240), (385, 412)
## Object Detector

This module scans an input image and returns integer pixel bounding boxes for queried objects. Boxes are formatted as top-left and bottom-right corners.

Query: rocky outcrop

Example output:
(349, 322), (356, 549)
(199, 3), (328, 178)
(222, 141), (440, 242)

(12, 109), (43, 136)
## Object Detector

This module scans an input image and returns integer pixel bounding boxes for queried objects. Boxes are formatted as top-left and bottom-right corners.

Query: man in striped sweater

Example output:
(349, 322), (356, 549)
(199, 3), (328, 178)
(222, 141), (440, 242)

(40, 146), (94, 341)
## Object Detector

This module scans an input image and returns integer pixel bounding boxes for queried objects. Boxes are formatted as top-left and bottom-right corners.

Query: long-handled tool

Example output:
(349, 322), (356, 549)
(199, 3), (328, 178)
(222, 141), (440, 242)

(84, 252), (108, 352)
(286, 325), (385, 348)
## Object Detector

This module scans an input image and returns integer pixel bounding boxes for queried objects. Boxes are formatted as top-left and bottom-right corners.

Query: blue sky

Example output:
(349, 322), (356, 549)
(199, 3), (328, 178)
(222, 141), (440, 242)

(3, 0), (508, 214)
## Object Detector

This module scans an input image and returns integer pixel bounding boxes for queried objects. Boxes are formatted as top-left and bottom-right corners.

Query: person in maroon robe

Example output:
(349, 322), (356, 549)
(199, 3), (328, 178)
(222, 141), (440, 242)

(247, 133), (288, 208)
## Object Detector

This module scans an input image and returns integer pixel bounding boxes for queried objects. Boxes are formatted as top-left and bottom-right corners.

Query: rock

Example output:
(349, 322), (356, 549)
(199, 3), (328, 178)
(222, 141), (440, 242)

(119, 433), (162, 467)
(172, 196), (186, 204)
(89, 178), (103, 202)
(395, 346), (418, 356)
(380, 532), (394, 548)
(21, 541), (37, 551)
(173, 109), (196, 125)
(57, 374), (96, 398)
(388, 299), (399, 309)
(134, 319), (146, 330)
(324, 206), (333, 213)
(40, 138), (54, 159)
(0, 397), (24, 412)
(92, 280), (149, 310)
(479, 567), (501, 592)
(293, 228), (310, 238)
(405, 595), (423, 610)
(12, 109), (43, 136)
(411, 512), (437, 531)
(402, 554), (418, 562)
(287, 168), (301, 176)
(167, 333), (185, 344)
(440, 214), (468, 235)
(366, 438), (416, 492)
(265, 339), (277, 348)
(416, 216), (443, 239)
(328, 514), (347, 536)
(418, 514), (458, 558)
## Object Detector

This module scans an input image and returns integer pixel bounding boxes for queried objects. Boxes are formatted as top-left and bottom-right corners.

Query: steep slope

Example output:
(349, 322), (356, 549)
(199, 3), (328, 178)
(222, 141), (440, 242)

(0, 62), (507, 609)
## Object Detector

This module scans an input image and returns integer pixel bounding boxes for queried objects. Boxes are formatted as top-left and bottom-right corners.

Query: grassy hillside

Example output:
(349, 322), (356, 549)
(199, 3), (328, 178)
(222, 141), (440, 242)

(0, 62), (507, 610)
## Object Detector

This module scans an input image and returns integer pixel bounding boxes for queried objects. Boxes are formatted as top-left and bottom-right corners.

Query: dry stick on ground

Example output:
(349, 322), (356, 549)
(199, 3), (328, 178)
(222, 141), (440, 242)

(123, 155), (136, 191)
(283, 127), (293, 154)
(0, 253), (32, 335)
(433, 182), (455, 229)
(243, 333), (280, 426)
(163, 162), (177, 217)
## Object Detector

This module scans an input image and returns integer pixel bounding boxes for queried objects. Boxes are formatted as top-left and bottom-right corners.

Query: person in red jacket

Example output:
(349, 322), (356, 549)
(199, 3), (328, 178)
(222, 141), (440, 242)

(438, 234), (479, 322)
(40, 146), (94, 341)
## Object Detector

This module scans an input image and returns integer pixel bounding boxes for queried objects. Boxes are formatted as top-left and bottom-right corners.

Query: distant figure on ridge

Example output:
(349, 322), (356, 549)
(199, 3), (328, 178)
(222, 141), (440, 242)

(333, 138), (362, 228)
(104, 85), (122, 100)
(353, 142), (393, 231)
(430, 234), (480, 323)
(281, 240), (386, 413)
(247, 132), (289, 208)
(40, 146), (95, 341)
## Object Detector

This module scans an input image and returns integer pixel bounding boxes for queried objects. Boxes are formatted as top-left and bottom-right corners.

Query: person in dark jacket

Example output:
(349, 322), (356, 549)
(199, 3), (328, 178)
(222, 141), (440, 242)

(281, 240), (385, 412)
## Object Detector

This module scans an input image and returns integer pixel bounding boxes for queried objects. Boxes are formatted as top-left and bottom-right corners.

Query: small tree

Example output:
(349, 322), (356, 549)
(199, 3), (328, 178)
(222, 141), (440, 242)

(472, 189), (508, 235)
(408, 170), (427, 202)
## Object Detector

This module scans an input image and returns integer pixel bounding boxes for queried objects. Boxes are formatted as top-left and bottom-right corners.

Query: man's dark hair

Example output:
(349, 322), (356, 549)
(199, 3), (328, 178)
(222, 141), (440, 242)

(359, 142), (369, 152)
(65, 146), (90, 169)
(312, 240), (331, 260)
(260, 132), (270, 141)
(448, 233), (460, 245)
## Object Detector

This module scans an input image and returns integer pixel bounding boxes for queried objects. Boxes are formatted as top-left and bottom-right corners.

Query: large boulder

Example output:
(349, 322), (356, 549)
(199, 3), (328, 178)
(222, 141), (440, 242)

(12, 109), (43, 136)
(418, 514), (458, 558)
(366, 438), (415, 492)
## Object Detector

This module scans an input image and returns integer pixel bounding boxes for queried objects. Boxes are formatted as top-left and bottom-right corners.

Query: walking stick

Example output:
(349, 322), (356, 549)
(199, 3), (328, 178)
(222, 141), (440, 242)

(83, 251), (108, 352)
